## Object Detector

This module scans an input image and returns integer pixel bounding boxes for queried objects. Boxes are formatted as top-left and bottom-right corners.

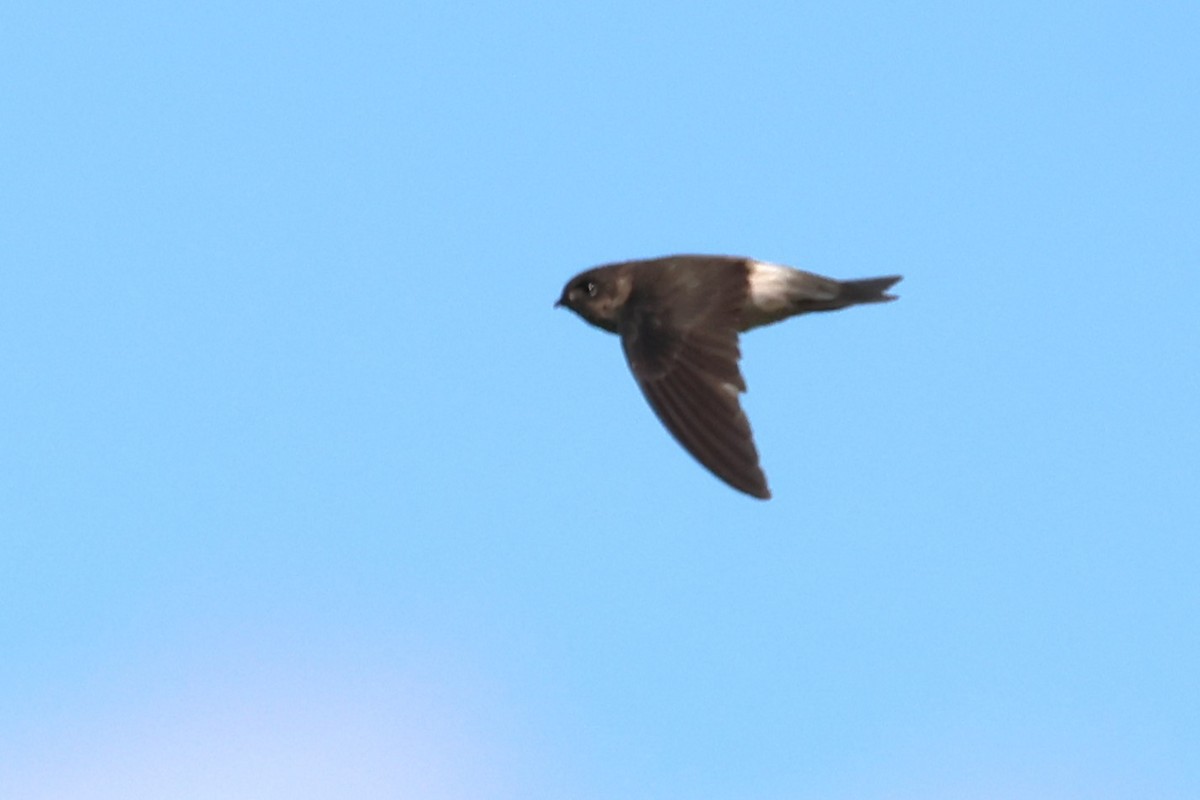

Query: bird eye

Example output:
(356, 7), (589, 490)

(584, 280), (598, 297)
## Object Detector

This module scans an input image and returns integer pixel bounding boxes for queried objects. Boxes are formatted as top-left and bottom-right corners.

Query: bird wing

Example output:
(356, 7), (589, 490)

(618, 260), (770, 499)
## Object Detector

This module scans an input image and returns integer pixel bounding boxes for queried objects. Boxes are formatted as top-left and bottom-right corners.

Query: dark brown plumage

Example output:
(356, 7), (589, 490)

(556, 254), (900, 499)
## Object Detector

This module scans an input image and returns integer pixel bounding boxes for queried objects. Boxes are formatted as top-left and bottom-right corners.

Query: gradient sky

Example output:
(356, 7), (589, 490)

(3, 2), (1198, 798)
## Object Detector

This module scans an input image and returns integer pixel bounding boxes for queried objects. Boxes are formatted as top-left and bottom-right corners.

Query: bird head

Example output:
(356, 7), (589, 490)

(555, 267), (625, 333)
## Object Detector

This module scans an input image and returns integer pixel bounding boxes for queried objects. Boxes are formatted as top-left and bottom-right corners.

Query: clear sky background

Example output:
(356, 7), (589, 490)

(3, 2), (1198, 798)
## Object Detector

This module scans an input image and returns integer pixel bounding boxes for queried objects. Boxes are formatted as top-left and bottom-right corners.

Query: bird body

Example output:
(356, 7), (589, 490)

(556, 255), (900, 499)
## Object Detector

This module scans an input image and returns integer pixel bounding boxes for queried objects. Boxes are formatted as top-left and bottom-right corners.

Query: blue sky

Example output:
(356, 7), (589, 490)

(3, 2), (1198, 797)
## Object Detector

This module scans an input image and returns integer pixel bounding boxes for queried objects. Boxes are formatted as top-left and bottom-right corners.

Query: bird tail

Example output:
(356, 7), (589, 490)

(743, 263), (903, 327)
(837, 275), (902, 305)
(787, 273), (902, 314)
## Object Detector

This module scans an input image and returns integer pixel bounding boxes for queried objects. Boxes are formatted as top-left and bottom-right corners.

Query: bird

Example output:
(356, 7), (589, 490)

(555, 254), (901, 499)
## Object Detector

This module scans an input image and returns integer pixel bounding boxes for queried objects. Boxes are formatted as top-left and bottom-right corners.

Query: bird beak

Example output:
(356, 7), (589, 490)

(553, 298), (563, 309)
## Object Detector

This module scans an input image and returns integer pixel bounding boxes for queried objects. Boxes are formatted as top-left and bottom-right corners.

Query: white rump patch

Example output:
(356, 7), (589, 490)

(747, 261), (794, 309)
(744, 260), (798, 328)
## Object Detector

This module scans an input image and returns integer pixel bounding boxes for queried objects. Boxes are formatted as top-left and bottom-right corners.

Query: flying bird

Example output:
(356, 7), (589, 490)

(555, 254), (900, 499)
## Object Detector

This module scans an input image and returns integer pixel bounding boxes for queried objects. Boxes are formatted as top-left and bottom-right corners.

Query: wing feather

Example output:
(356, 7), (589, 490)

(619, 259), (770, 499)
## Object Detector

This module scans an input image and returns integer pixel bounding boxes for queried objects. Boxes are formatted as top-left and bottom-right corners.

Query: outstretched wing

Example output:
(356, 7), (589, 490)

(618, 259), (770, 499)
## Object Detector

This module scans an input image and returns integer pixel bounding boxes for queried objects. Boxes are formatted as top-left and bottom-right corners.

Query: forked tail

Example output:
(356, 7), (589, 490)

(838, 275), (902, 305)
